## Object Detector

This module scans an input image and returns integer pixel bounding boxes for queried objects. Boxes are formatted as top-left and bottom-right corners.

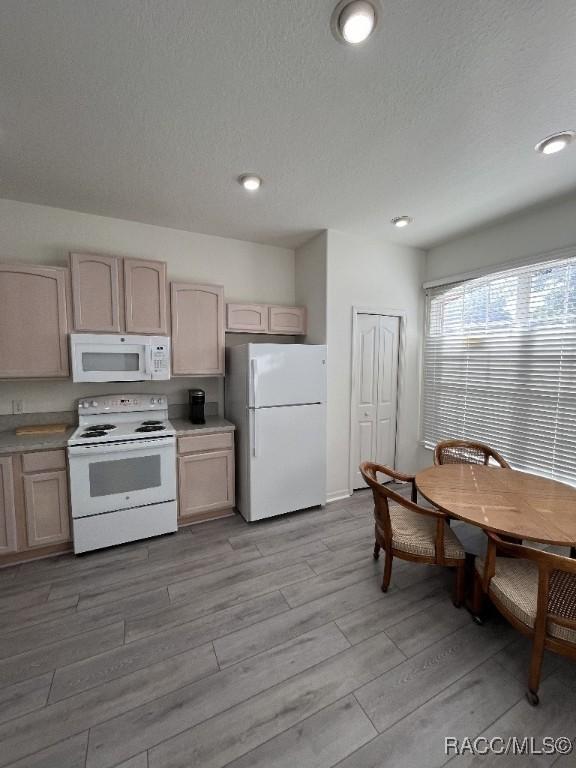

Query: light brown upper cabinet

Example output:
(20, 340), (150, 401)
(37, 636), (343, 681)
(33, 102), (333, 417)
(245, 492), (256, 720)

(171, 282), (225, 376)
(70, 253), (122, 332)
(0, 264), (70, 378)
(124, 258), (168, 334)
(0, 457), (18, 554)
(70, 253), (168, 335)
(226, 303), (268, 333)
(269, 305), (307, 335)
(226, 303), (307, 335)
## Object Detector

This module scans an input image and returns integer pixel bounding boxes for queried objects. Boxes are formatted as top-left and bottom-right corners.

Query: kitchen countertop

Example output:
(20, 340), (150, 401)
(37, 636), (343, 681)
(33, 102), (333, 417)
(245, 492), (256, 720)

(171, 416), (235, 436)
(0, 415), (235, 456)
(0, 427), (75, 456)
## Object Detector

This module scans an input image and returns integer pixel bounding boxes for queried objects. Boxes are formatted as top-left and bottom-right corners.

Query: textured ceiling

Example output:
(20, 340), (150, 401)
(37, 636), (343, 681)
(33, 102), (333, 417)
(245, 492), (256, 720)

(0, 0), (575, 249)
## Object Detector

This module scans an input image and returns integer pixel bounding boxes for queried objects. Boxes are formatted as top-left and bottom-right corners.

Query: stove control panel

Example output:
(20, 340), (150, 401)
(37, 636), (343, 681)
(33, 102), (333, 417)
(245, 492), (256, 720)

(77, 394), (167, 414)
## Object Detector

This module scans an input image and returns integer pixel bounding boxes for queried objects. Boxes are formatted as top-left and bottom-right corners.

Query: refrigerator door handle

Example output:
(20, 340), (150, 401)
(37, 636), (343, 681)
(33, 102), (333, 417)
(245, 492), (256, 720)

(253, 410), (259, 458)
(250, 358), (258, 407)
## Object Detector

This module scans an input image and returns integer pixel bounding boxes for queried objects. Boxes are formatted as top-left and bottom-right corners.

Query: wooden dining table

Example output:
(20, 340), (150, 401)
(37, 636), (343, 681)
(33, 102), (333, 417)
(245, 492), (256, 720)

(415, 464), (576, 553)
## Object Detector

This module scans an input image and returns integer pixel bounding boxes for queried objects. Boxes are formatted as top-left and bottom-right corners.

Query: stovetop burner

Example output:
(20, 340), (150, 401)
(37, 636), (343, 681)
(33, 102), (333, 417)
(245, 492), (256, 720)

(135, 424), (166, 433)
(81, 430), (108, 438)
(141, 420), (163, 426)
(91, 424), (116, 431)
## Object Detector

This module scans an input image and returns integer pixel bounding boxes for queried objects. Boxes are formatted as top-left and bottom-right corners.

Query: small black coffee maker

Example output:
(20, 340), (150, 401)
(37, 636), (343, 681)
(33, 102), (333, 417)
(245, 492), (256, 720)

(188, 389), (206, 424)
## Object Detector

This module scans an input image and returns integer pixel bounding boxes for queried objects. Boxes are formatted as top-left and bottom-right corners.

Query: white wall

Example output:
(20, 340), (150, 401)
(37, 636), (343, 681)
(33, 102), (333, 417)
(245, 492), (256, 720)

(426, 194), (576, 283)
(295, 232), (327, 344)
(325, 230), (425, 500)
(0, 199), (295, 415)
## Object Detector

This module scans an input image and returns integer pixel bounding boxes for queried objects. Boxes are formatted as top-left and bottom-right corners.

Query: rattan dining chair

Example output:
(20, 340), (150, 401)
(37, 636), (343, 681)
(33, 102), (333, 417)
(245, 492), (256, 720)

(473, 532), (576, 705)
(434, 439), (510, 468)
(360, 462), (466, 606)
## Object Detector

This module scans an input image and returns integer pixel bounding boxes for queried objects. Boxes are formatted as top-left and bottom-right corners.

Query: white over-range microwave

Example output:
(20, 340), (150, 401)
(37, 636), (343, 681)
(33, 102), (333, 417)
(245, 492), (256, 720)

(70, 333), (171, 382)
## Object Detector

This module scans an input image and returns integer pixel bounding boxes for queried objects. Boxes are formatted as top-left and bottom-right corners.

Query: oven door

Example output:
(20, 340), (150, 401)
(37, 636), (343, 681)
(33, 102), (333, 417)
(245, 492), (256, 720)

(71, 338), (150, 382)
(68, 437), (176, 518)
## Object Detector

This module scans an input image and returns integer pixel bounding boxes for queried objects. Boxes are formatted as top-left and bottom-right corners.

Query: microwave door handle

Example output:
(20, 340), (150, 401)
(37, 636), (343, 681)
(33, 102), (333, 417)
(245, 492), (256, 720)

(144, 345), (153, 379)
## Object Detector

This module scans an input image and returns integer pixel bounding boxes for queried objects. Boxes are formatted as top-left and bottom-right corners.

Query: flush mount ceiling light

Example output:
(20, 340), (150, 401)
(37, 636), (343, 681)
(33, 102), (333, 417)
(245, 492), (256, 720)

(534, 131), (575, 155)
(239, 174), (262, 191)
(391, 216), (412, 228)
(331, 0), (377, 45)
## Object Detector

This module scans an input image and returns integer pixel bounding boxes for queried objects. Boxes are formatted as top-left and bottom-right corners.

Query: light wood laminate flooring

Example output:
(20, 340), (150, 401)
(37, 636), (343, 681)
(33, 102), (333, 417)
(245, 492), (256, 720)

(0, 489), (574, 768)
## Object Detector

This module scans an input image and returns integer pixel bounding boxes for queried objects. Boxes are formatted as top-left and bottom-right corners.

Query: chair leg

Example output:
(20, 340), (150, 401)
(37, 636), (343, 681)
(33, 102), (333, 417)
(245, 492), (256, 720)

(453, 563), (465, 608)
(373, 540), (380, 560)
(527, 636), (545, 706)
(471, 570), (485, 623)
(381, 550), (393, 592)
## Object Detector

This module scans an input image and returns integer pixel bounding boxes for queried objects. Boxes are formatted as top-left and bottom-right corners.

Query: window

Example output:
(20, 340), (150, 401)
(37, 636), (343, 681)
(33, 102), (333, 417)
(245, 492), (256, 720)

(422, 255), (576, 484)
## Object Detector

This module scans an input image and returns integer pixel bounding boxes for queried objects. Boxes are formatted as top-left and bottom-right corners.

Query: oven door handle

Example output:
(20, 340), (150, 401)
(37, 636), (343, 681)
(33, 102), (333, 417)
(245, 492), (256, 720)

(68, 437), (175, 456)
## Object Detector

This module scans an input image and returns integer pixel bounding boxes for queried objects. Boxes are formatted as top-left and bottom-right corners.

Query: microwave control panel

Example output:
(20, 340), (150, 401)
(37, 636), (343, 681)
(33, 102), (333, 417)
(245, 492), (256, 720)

(151, 343), (170, 377)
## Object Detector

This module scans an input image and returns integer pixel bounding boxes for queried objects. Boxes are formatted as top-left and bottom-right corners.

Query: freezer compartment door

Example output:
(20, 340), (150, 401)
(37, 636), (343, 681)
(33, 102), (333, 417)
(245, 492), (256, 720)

(249, 344), (327, 407)
(247, 403), (326, 521)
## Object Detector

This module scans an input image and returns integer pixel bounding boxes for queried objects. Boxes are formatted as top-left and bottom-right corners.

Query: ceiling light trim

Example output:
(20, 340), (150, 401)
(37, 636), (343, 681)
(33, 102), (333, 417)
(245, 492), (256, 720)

(331, 0), (378, 45)
(534, 131), (575, 155)
(239, 174), (263, 191)
(391, 215), (413, 228)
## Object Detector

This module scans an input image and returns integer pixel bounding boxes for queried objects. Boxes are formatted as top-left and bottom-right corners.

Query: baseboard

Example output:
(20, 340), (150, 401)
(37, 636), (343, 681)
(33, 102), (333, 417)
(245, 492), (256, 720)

(326, 489), (352, 503)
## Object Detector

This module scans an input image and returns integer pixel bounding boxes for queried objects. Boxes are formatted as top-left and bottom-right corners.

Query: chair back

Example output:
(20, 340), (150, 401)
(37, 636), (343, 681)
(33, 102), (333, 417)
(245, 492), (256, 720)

(360, 463), (405, 544)
(434, 439), (510, 468)
(482, 533), (576, 641)
(359, 461), (443, 550)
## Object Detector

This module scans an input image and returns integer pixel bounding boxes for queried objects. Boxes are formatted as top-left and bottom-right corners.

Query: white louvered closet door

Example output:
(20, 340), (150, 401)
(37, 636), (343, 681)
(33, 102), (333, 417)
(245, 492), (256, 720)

(352, 314), (400, 489)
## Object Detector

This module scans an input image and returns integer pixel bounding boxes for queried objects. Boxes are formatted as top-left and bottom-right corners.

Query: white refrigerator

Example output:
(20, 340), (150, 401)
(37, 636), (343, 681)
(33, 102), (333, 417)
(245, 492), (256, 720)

(225, 344), (327, 522)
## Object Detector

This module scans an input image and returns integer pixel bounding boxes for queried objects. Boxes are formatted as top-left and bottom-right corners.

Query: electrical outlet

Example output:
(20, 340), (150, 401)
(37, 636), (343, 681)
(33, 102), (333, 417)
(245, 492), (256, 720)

(12, 399), (24, 415)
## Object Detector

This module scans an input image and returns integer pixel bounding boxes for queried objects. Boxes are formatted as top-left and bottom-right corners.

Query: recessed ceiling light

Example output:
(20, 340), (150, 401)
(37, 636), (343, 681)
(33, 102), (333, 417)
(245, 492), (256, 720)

(332, 1), (377, 45)
(534, 131), (575, 155)
(239, 174), (262, 191)
(391, 216), (412, 228)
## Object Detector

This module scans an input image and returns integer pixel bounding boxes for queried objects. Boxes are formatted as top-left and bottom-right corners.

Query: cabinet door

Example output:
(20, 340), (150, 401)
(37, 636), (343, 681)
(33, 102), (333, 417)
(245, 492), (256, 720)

(124, 258), (168, 334)
(178, 450), (234, 518)
(70, 253), (122, 332)
(226, 303), (268, 333)
(0, 458), (18, 554)
(171, 282), (224, 375)
(24, 470), (70, 548)
(268, 306), (307, 335)
(0, 265), (69, 377)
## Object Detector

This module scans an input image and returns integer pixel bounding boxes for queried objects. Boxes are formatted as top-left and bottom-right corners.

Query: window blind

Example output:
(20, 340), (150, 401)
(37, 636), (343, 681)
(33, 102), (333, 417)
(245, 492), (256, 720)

(422, 254), (576, 484)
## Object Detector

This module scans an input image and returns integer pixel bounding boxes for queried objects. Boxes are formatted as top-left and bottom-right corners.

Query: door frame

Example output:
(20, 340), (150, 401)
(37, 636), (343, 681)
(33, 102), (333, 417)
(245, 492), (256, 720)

(349, 306), (407, 493)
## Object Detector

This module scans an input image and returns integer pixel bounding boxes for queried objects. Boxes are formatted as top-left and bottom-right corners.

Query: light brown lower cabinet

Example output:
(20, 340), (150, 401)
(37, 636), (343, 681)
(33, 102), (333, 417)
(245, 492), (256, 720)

(23, 470), (70, 548)
(0, 450), (72, 566)
(0, 457), (18, 554)
(177, 431), (235, 523)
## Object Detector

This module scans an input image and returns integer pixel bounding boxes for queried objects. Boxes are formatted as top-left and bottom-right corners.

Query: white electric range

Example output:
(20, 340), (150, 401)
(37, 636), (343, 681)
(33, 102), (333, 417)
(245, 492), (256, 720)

(68, 394), (177, 553)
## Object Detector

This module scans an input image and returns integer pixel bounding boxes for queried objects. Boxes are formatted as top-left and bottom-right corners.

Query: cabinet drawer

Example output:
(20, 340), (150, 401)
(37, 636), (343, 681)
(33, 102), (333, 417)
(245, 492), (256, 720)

(22, 449), (67, 473)
(178, 432), (233, 455)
